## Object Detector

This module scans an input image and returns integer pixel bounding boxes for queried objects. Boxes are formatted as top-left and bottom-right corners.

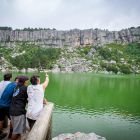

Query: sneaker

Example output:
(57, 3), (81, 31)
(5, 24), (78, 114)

(0, 132), (7, 139)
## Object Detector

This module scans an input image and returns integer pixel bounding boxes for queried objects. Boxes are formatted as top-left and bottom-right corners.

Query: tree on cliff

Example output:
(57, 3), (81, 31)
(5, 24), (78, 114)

(99, 48), (111, 59)
(30, 55), (38, 68)
(40, 55), (49, 69)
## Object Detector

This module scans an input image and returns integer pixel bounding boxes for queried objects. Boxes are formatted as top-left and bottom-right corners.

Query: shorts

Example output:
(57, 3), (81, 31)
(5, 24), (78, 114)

(10, 115), (26, 134)
(0, 105), (10, 121)
(27, 118), (36, 130)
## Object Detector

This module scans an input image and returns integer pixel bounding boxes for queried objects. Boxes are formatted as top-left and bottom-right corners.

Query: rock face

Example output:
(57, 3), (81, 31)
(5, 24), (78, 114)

(52, 65), (60, 73)
(52, 132), (106, 140)
(0, 57), (11, 70)
(50, 47), (114, 74)
(72, 64), (85, 73)
(27, 68), (38, 72)
(0, 27), (140, 48)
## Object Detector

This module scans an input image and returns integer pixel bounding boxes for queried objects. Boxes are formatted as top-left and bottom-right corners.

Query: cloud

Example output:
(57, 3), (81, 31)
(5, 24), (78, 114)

(0, 0), (140, 31)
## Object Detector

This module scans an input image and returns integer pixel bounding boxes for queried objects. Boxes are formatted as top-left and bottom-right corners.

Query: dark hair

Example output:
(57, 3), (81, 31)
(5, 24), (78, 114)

(30, 75), (40, 85)
(15, 75), (28, 91)
(14, 76), (19, 82)
(17, 75), (29, 86)
(4, 73), (12, 81)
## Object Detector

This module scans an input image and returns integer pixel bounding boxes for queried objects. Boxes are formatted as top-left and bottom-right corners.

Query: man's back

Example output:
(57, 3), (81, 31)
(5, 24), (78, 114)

(0, 82), (17, 107)
(26, 84), (44, 120)
(10, 85), (28, 116)
(0, 81), (11, 98)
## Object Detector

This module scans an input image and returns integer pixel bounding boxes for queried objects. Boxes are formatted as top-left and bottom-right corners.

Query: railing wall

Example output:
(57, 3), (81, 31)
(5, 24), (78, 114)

(26, 102), (54, 140)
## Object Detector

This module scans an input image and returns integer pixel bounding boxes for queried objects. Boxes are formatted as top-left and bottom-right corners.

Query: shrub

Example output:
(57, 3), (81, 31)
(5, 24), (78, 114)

(8, 64), (13, 69)
(98, 67), (101, 71)
(106, 64), (118, 74)
(136, 57), (140, 62)
(127, 59), (132, 63)
(61, 39), (65, 41)
(84, 48), (89, 55)
(100, 61), (107, 68)
(58, 64), (63, 69)
(120, 64), (131, 74)
(56, 37), (60, 40)
(99, 48), (111, 59)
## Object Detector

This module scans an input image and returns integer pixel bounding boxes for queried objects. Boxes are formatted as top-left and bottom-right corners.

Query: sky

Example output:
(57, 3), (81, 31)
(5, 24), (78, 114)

(0, 0), (140, 31)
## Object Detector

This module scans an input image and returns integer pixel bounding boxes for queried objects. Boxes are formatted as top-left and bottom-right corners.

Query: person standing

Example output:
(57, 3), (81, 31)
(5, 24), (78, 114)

(0, 76), (19, 139)
(0, 73), (12, 98)
(9, 75), (29, 140)
(0, 73), (12, 139)
(26, 74), (49, 130)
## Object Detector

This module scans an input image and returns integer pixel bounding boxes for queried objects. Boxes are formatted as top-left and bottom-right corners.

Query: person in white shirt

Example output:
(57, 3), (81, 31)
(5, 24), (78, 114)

(0, 73), (12, 139)
(26, 74), (49, 130)
(0, 73), (12, 98)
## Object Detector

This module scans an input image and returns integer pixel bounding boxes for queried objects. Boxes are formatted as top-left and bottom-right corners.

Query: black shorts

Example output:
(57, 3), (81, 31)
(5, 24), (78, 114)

(0, 105), (10, 121)
(27, 118), (36, 130)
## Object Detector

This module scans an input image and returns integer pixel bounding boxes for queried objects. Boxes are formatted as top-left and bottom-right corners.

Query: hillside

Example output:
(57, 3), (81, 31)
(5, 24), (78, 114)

(0, 39), (140, 74)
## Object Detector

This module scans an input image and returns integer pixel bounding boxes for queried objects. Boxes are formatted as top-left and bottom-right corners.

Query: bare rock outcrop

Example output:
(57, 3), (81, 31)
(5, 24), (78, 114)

(52, 132), (106, 140)
(0, 27), (140, 48)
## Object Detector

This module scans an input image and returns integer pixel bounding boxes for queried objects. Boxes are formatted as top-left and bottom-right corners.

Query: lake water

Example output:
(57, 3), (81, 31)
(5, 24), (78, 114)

(0, 72), (140, 140)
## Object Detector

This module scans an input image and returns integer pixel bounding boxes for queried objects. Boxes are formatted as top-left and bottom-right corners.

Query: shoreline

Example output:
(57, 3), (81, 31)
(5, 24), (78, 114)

(0, 69), (140, 75)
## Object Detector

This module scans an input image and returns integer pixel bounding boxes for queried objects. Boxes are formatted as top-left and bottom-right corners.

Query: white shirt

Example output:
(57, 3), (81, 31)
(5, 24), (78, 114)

(26, 84), (44, 120)
(0, 80), (11, 98)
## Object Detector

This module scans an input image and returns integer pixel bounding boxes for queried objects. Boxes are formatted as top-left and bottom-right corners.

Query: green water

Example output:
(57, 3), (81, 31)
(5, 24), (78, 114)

(0, 72), (140, 140)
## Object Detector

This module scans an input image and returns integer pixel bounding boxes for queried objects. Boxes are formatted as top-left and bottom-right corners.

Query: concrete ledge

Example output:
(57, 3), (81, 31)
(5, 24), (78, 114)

(26, 102), (54, 140)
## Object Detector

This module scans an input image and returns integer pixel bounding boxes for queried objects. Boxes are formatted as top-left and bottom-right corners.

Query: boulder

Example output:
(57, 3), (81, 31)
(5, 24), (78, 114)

(104, 60), (116, 66)
(60, 68), (66, 73)
(43, 70), (52, 73)
(87, 52), (93, 58)
(92, 64), (99, 69)
(104, 71), (110, 74)
(90, 48), (96, 53)
(117, 71), (122, 74)
(27, 68), (38, 72)
(12, 67), (19, 72)
(72, 64), (85, 72)
(120, 58), (124, 61)
(1, 68), (6, 72)
(21, 68), (26, 73)
(67, 49), (73, 53)
(65, 67), (74, 73)
(52, 66), (60, 73)
(52, 132), (106, 140)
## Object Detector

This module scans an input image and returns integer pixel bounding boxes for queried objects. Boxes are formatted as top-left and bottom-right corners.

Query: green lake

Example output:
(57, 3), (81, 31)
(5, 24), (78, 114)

(0, 72), (140, 140)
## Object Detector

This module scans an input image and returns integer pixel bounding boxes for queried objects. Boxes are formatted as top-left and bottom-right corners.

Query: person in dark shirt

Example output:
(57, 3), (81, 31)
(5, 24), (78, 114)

(0, 76), (19, 139)
(10, 75), (29, 140)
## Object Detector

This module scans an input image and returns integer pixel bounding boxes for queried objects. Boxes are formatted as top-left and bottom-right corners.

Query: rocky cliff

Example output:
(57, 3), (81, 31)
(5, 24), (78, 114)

(0, 27), (140, 48)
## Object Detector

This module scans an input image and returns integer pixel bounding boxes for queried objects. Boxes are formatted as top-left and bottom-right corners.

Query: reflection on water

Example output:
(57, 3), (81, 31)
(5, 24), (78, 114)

(46, 73), (140, 140)
(0, 72), (140, 140)
(53, 105), (140, 140)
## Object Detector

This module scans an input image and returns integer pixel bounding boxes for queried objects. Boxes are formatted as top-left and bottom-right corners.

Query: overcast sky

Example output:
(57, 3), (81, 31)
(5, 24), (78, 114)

(0, 0), (140, 31)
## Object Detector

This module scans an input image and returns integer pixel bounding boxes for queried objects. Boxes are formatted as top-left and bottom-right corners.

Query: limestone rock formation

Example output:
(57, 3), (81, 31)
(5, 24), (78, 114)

(0, 27), (140, 48)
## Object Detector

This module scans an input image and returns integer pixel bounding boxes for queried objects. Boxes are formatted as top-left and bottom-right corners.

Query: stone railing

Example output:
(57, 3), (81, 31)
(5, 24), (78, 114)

(3, 102), (54, 140)
(26, 102), (54, 140)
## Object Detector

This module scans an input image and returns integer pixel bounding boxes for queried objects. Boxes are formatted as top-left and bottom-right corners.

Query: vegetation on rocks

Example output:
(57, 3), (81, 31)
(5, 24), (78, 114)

(0, 40), (140, 74)
(0, 44), (61, 70)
